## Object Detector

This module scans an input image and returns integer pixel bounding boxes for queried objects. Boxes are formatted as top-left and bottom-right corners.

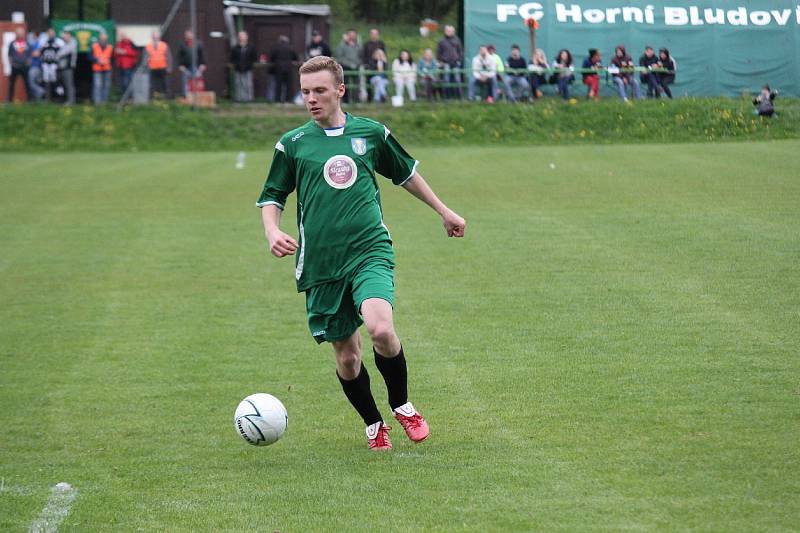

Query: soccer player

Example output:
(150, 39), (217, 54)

(256, 56), (466, 450)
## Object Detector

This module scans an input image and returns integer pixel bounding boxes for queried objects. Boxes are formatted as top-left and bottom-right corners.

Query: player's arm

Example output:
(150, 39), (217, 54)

(261, 205), (297, 257)
(258, 139), (298, 257)
(402, 172), (466, 238)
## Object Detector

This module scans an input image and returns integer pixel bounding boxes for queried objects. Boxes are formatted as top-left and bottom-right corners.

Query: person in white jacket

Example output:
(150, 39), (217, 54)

(468, 45), (497, 101)
(392, 50), (417, 102)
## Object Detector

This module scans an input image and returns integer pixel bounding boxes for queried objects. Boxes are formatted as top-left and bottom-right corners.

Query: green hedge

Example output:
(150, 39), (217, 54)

(1, 97), (798, 152)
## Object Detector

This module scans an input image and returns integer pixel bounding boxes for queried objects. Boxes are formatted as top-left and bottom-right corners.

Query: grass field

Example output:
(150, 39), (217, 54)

(1, 142), (799, 531)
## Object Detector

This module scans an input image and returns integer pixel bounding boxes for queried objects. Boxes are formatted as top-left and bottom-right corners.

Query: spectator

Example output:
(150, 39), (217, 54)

(6, 27), (31, 102)
(230, 31), (257, 102)
(362, 28), (386, 66)
(306, 30), (331, 59)
(334, 29), (362, 102)
(551, 49), (574, 100)
(436, 25), (463, 99)
(468, 45), (496, 102)
(753, 85), (777, 117)
(57, 31), (77, 105)
(146, 31), (171, 99)
(581, 48), (601, 100)
(114, 32), (139, 96)
(528, 48), (548, 99)
(268, 35), (298, 103)
(506, 44), (530, 101)
(417, 48), (440, 101)
(610, 44), (641, 101)
(657, 48), (675, 99)
(392, 49), (417, 102)
(178, 29), (207, 97)
(39, 28), (63, 102)
(487, 44), (515, 102)
(91, 32), (113, 104)
(27, 31), (45, 101)
(368, 48), (389, 103)
(639, 46), (661, 98)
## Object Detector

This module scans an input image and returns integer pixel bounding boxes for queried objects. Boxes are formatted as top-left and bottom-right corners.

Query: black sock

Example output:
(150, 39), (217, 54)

(374, 345), (408, 410)
(337, 363), (382, 426)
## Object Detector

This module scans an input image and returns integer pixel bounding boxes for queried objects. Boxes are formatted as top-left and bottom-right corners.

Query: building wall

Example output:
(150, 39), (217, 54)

(244, 15), (329, 101)
(111, 0), (229, 97)
(0, 0), (48, 32)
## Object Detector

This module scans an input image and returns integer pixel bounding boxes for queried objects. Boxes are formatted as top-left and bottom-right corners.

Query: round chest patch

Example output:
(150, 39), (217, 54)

(323, 155), (358, 189)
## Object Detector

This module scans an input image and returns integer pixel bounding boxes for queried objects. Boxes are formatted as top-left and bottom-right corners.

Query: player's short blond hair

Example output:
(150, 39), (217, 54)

(298, 56), (344, 87)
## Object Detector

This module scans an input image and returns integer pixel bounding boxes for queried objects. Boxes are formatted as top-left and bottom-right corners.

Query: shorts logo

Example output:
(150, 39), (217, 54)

(351, 138), (367, 155)
(323, 155), (358, 189)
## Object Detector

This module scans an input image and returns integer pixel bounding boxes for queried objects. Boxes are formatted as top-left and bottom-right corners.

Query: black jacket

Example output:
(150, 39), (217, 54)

(362, 40), (386, 66)
(269, 43), (298, 73)
(230, 43), (257, 72)
(658, 57), (675, 84)
(178, 40), (206, 69)
(639, 53), (659, 82)
(306, 40), (331, 59)
(437, 35), (463, 64)
(507, 56), (526, 73)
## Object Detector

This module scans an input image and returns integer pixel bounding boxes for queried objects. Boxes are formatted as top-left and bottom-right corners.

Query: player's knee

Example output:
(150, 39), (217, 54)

(367, 320), (396, 348)
(335, 348), (361, 372)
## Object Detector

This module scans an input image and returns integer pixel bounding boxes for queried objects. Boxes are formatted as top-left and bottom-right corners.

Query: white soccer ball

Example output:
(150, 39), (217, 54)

(234, 393), (288, 446)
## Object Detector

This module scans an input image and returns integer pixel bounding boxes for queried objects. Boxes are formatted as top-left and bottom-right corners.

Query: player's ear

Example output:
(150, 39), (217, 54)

(337, 83), (346, 98)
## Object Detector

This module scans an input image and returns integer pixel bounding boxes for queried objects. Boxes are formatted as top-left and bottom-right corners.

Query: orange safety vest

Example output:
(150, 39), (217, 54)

(92, 42), (113, 72)
(146, 41), (169, 70)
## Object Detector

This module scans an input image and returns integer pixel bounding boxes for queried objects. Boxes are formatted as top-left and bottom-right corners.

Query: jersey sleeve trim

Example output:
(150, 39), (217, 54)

(256, 200), (285, 210)
(275, 141), (285, 152)
(397, 160), (419, 186)
(383, 125), (390, 140)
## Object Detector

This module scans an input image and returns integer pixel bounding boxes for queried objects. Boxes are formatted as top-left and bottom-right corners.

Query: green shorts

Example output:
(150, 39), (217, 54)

(305, 258), (395, 344)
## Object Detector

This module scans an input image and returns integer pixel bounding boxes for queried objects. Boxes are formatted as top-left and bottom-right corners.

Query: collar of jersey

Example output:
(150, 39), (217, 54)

(320, 113), (348, 137)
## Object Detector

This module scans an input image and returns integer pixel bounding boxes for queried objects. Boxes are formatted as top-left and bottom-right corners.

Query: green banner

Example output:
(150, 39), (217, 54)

(52, 20), (116, 53)
(465, 1), (800, 96)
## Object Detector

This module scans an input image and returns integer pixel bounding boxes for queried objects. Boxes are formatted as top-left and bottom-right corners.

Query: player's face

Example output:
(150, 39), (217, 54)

(300, 70), (345, 123)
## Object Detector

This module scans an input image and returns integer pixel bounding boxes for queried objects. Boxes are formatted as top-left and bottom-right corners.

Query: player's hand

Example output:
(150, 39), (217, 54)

(442, 209), (466, 238)
(268, 230), (298, 257)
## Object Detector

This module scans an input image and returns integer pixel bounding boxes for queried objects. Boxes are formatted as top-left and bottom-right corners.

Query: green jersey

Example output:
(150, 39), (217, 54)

(256, 114), (418, 292)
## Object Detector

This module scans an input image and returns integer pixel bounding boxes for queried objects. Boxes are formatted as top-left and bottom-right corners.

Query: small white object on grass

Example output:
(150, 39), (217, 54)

(236, 152), (246, 170)
(28, 482), (77, 533)
(549, 163), (556, 169)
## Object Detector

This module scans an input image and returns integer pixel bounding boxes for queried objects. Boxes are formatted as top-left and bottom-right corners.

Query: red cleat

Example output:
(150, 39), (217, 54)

(393, 402), (429, 443)
(366, 422), (392, 450)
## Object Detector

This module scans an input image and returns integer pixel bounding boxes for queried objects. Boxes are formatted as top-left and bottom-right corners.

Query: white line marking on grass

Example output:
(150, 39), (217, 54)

(28, 482), (77, 533)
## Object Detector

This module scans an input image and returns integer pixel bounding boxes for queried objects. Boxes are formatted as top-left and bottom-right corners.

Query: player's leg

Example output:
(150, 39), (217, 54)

(331, 331), (392, 450)
(352, 259), (429, 443)
(361, 298), (400, 358)
(306, 279), (391, 449)
(360, 298), (429, 442)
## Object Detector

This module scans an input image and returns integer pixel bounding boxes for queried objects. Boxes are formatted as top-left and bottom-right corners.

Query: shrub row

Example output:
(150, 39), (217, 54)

(1, 97), (798, 152)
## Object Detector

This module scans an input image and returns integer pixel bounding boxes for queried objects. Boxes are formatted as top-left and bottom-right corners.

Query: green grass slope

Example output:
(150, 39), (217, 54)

(2, 97), (799, 152)
(1, 142), (799, 531)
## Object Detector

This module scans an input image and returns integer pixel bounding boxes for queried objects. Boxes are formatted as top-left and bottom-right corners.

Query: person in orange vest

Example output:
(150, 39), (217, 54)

(146, 31), (171, 99)
(91, 32), (113, 104)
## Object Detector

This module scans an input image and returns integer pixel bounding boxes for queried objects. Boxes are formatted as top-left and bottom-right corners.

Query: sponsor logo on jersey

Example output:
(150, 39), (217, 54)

(323, 155), (358, 190)
(291, 131), (305, 142)
(351, 137), (367, 155)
